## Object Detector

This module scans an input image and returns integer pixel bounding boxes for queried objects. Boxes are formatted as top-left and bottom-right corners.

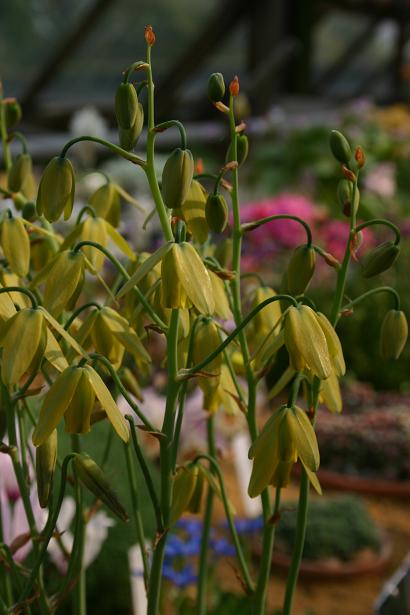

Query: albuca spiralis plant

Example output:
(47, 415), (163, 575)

(0, 26), (407, 615)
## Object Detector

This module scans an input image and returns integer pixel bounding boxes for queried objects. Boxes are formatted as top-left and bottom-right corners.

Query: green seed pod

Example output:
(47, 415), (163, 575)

(361, 241), (400, 278)
(226, 134), (249, 166)
(73, 453), (129, 522)
(8, 153), (33, 193)
(118, 103), (144, 151)
(115, 83), (138, 130)
(1, 216), (31, 277)
(4, 99), (22, 129)
(36, 156), (75, 222)
(36, 429), (57, 508)
(161, 148), (194, 210)
(286, 244), (316, 295)
(205, 193), (228, 233)
(380, 309), (408, 360)
(207, 72), (225, 103)
(337, 179), (359, 217)
(329, 130), (352, 164)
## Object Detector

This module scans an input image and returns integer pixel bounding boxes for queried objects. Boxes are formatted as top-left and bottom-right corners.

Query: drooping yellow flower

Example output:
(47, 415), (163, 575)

(284, 305), (331, 379)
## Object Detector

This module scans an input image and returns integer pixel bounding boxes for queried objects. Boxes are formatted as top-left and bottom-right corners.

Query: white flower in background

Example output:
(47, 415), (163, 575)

(364, 162), (396, 199)
(48, 496), (115, 574)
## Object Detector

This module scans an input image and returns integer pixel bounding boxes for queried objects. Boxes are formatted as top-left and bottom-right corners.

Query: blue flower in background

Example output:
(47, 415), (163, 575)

(210, 537), (236, 558)
(163, 563), (197, 588)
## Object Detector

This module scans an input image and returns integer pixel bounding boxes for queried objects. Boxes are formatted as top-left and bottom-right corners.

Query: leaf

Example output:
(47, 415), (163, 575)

(116, 242), (173, 299)
(84, 365), (129, 442)
(105, 221), (136, 260)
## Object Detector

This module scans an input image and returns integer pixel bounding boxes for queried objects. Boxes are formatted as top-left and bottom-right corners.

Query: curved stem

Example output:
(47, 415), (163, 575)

(64, 302), (101, 331)
(125, 416), (163, 532)
(60, 136), (146, 169)
(241, 214), (313, 247)
(11, 131), (28, 154)
(181, 295), (297, 377)
(17, 454), (75, 606)
(123, 61), (149, 83)
(73, 240), (166, 330)
(90, 353), (156, 432)
(152, 120), (187, 150)
(196, 416), (216, 614)
(194, 454), (254, 594)
(0, 286), (38, 308)
(341, 286), (401, 314)
(76, 206), (96, 224)
(355, 218), (401, 245)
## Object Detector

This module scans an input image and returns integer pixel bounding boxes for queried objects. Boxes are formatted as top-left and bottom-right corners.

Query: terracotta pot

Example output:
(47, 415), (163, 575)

(270, 536), (392, 579)
(316, 468), (410, 498)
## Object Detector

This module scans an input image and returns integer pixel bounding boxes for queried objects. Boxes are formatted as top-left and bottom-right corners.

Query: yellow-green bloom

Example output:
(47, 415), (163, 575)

(315, 312), (345, 376)
(36, 156), (75, 222)
(36, 429), (57, 508)
(32, 364), (129, 445)
(284, 305), (331, 379)
(178, 180), (209, 244)
(380, 309), (408, 360)
(170, 463), (199, 526)
(43, 250), (85, 317)
(1, 217), (30, 277)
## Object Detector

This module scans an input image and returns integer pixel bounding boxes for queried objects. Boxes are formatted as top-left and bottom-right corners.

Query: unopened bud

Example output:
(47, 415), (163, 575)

(73, 453), (129, 522)
(342, 165), (356, 182)
(361, 241), (400, 278)
(380, 309), (408, 360)
(36, 156), (75, 222)
(208, 73), (225, 103)
(287, 244), (316, 295)
(36, 430), (57, 508)
(144, 25), (155, 46)
(115, 83), (138, 130)
(355, 146), (365, 169)
(161, 148), (194, 209)
(4, 98), (22, 130)
(229, 75), (239, 97)
(337, 179), (359, 217)
(205, 193), (228, 233)
(226, 134), (249, 166)
(329, 130), (352, 164)
(8, 153), (33, 193)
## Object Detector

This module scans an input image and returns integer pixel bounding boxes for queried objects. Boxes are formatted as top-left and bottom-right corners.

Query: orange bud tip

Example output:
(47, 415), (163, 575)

(195, 158), (204, 174)
(223, 161), (239, 171)
(355, 146), (365, 168)
(229, 76), (240, 97)
(144, 25), (156, 46)
(220, 178), (233, 192)
(321, 251), (340, 268)
(235, 121), (247, 133)
(340, 309), (354, 318)
(342, 165), (356, 182)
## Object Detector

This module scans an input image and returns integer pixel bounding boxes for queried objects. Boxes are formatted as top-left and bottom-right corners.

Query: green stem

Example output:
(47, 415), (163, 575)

(0, 286), (38, 308)
(76, 206), (96, 224)
(181, 295), (296, 377)
(341, 286), (401, 315)
(252, 488), (281, 615)
(64, 302), (101, 331)
(60, 136), (146, 168)
(17, 455), (75, 607)
(125, 416), (163, 532)
(282, 471), (309, 615)
(195, 454), (254, 594)
(71, 435), (87, 615)
(124, 441), (149, 586)
(196, 416), (216, 615)
(241, 214), (313, 246)
(355, 218), (401, 245)
(152, 120), (187, 150)
(11, 131), (28, 154)
(73, 240), (166, 330)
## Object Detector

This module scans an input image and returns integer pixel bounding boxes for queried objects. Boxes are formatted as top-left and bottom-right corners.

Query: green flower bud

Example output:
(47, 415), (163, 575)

(170, 464), (199, 525)
(73, 453), (129, 522)
(329, 130), (352, 164)
(226, 134), (249, 166)
(8, 153), (33, 193)
(37, 156), (75, 222)
(22, 201), (37, 221)
(161, 148), (194, 210)
(205, 193), (228, 233)
(361, 241), (400, 278)
(4, 99), (22, 129)
(286, 244), (316, 295)
(337, 179), (359, 217)
(36, 430), (57, 508)
(89, 182), (121, 227)
(207, 72), (226, 103)
(115, 83), (138, 129)
(380, 309), (408, 360)
(119, 103), (144, 151)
